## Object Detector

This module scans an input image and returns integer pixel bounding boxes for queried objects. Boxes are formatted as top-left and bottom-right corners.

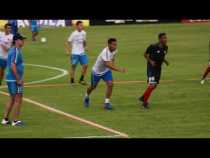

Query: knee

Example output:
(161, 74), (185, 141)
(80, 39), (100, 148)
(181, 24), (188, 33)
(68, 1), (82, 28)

(71, 65), (76, 70)
(149, 83), (157, 89)
(89, 85), (96, 90)
(107, 82), (114, 88)
(83, 65), (88, 69)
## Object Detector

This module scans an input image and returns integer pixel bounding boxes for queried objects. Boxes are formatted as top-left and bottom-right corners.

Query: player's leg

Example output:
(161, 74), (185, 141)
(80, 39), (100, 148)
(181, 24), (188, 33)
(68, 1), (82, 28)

(201, 66), (210, 84)
(32, 32), (38, 41)
(103, 71), (113, 110)
(0, 59), (6, 85)
(1, 96), (15, 125)
(70, 55), (79, 84)
(1, 82), (16, 125)
(0, 68), (4, 86)
(12, 85), (24, 126)
(32, 32), (36, 41)
(79, 54), (88, 85)
(83, 72), (100, 107)
(32, 27), (39, 41)
(139, 67), (159, 108)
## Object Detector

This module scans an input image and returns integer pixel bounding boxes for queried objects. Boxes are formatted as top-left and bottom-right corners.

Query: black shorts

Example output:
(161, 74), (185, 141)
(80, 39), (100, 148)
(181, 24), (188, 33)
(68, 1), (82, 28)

(147, 65), (162, 84)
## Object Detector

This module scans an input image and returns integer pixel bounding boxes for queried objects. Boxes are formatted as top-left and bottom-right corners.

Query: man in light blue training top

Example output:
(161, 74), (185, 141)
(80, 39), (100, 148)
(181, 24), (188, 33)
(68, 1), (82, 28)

(30, 20), (39, 41)
(1, 33), (26, 126)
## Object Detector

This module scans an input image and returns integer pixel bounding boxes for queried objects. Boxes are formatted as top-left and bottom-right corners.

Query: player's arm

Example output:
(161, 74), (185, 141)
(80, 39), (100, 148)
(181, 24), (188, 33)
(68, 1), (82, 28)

(65, 41), (71, 54)
(65, 33), (73, 55)
(163, 58), (169, 66)
(11, 63), (23, 85)
(105, 61), (126, 73)
(83, 40), (88, 52)
(83, 32), (88, 52)
(163, 48), (169, 66)
(208, 40), (210, 64)
(144, 52), (156, 66)
(0, 43), (9, 53)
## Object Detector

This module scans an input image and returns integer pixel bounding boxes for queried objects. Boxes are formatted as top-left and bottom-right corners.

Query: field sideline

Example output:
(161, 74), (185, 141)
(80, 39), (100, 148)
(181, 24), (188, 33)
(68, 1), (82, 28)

(0, 23), (210, 138)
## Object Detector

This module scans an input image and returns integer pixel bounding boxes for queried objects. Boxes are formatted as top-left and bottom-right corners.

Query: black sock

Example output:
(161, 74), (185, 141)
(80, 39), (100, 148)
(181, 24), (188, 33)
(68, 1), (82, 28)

(80, 75), (84, 81)
(71, 78), (74, 83)
(4, 118), (8, 121)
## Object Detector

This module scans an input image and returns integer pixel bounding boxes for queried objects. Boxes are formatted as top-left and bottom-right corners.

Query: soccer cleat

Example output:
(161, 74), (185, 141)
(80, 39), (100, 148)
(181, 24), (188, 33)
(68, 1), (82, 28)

(12, 120), (24, 126)
(139, 96), (144, 103)
(1, 119), (11, 125)
(104, 103), (113, 110)
(79, 80), (87, 85)
(200, 79), (205, 85)
(83, 96), (90, 107)
(70, 81), (75, 85)
(142, 102), (149, 109)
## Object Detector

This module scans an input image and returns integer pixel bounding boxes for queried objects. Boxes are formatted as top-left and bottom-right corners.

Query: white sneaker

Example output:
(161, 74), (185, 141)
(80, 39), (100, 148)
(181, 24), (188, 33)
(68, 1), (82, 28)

(201, 80), (205, 85)
(12, 120), (24, 126)
(1, 119), (11, 125)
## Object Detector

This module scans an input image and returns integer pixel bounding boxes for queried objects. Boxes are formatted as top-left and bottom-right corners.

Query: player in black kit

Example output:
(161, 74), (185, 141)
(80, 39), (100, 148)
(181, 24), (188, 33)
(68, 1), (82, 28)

(139, 33), (169, 109)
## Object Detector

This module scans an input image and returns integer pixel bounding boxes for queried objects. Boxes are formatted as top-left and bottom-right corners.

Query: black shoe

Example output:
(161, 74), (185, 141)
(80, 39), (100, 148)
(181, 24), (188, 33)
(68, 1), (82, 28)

(142, 102), (149, 109)
(139, 96), (144, 103)
(79, 80), (87, 85)
(70, 78), (75, 84)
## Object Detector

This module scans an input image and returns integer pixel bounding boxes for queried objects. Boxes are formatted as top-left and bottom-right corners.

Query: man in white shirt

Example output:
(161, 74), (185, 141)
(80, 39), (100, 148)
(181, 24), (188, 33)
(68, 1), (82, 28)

(0, 23), (13, 86)
(65, 21), (88, 85)
(83, 38), (127, 110)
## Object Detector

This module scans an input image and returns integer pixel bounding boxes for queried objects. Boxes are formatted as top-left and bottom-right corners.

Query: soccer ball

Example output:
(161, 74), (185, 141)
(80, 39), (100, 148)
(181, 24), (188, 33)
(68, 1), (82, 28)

(41, 37), (47, 43)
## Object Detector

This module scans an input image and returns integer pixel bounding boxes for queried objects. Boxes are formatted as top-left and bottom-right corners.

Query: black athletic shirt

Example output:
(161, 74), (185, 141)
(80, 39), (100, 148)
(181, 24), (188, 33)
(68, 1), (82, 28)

(145, 42), (168, 67)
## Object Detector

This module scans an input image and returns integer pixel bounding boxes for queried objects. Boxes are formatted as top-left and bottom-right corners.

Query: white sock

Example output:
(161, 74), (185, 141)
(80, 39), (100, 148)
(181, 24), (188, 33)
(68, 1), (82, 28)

(105, 98), (110, 103)
(85, 93), (89, 97)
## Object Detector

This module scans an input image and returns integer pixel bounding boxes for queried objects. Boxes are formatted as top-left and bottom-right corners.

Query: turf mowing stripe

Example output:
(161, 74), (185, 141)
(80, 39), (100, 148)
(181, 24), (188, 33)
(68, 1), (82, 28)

(64, 135), (122, 138)
(17, 79), (203, 88)
(0, 91), (129, 138)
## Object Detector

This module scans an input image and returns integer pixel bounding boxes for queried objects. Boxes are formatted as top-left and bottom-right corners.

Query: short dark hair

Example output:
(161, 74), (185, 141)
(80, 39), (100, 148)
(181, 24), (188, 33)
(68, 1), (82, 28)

(4, 23), (12, 29)
(76, 21), (83, 26)
(158, 32), (166, 39)
(108, 38), (117, 44)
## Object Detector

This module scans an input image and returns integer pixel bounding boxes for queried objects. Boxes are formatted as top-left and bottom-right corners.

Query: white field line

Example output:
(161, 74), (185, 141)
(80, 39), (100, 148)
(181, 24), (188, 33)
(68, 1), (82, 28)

(0, 63), (68, 90)
(64, 135), (122, 138)
(24, 63), (68, 85)
(0, 91), (129, 138)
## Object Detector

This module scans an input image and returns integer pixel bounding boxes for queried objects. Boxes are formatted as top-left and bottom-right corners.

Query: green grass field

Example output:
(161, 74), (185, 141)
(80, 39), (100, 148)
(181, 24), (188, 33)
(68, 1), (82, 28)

(0, 23), (210, 138)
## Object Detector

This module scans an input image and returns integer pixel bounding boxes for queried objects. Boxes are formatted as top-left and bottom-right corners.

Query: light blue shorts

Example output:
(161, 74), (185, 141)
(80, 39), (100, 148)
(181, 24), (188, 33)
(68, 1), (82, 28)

(71, 53), (88, 66)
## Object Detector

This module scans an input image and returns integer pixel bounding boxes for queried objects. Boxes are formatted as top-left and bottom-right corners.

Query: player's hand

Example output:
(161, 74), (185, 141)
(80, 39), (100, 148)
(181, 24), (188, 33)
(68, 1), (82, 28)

(165, 60), (169, 66)
(17, 80), (23, 86)
(121, 68), (127, 73)
(150, 60), (156, 67)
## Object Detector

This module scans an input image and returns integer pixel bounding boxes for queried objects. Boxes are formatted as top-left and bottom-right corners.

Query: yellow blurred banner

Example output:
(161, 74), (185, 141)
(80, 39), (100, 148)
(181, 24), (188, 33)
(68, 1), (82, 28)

(72, 20), (90, 27)
(0, 20), (8, 29)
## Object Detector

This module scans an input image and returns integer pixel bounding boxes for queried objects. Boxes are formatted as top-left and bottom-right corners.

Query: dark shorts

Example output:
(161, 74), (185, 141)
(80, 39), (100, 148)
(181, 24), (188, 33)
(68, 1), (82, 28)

(147, 65), (161, 85)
